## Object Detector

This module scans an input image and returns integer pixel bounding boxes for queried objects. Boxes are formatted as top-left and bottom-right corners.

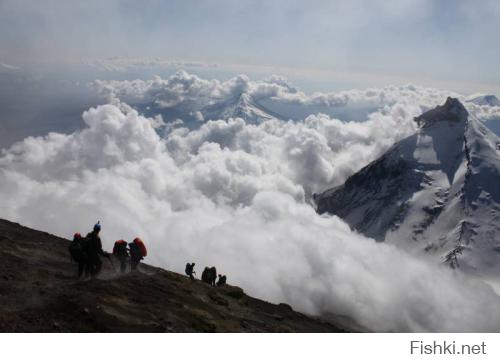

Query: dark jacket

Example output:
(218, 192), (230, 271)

(85, 231), (105, 259)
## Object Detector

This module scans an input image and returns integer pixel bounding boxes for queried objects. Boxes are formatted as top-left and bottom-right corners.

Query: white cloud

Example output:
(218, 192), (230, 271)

(85, 57), (219, 72)
(0, 62), (20, 71)
(94, 71), (500, 126)
(2, 96), (500, 332)
(164, 107), (420, 196)
(466, 103), (500, 122)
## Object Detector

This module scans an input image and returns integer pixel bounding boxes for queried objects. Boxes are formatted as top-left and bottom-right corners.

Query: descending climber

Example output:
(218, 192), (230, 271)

(201, 266), (217, 286)
(85, 221), (110, 278)
(201, 267), (209, 284)
(113, 239), (129, 273)
(69, 232), (89, 279)
(129, 237), (147, 271)
(209, 267), (217, 286)
(185, 262), (196, 279)
(216, 274), (227, 286)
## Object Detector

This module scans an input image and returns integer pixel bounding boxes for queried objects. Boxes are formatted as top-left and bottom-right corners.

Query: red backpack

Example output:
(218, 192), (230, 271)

(133, 237), (147, 257)
(113, 240), (128, 256)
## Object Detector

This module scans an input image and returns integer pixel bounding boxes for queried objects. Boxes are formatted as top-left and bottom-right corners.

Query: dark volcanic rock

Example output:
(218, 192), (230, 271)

(0, 218), (345, 333)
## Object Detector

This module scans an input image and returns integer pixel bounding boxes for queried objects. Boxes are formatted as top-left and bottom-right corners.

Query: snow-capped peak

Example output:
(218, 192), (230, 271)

(200, 92), (276, 123)
(315, 98), (500, 276)
(467, 94), (500, 107)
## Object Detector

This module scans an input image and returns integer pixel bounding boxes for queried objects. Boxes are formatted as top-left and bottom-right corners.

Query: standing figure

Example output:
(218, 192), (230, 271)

(216, 274), (227, 286)
(85, 221), (109, 278)
(185, 262), (196, 279)
(129, 237), (147, 271)
(113, 239), (129, 273)
(69, 232), (89, 279)
(209, 266), (217, 287)
(201, 266), (217, 286)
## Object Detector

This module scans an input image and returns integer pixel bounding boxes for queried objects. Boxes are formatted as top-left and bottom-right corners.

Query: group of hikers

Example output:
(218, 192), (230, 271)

(69, 221), (148, 279)
(185, 263), (227, 286)
(69, 222), (227, 287)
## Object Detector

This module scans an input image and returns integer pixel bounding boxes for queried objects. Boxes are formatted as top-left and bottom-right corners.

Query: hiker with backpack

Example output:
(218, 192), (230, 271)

(85, 222), (110, 278)
(69, 232), (90, 279)
(216, 274), (227, 286)
(129, 237), (147, 271)
(201, 266), (217, 286)
(185, 262), (196, 279)
(209, 267), (217, 286)
(113, 239), (129, 273)
(201, 267), (209, 284)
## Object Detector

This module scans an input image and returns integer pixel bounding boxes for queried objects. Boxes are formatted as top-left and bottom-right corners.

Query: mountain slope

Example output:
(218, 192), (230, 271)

(467, 94), (500, 107)
(201, 92), (281, 123)
(467, 94), (500, 137)
(0, 218), (346, 332)
(138, 92), (284, 128)
(315, 98), (500, 275)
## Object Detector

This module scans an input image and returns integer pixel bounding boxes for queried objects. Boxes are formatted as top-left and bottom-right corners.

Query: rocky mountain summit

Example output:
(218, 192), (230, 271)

(315, 98), (500, 275)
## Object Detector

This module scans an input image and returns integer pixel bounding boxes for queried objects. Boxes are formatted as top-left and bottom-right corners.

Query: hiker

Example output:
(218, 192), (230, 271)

(201, 267), (208, 283)
(209, 267), (217, 286)
(85, 221), (109, 278)
(216, 274), (227, 286)
(113, 239), (129, 273)
(69, 232), (89, 279)
(201, 266), (217, 286)
(201, 267), (210, 284)
(185, 262), (196, 279)
(129, 237), (147, 271)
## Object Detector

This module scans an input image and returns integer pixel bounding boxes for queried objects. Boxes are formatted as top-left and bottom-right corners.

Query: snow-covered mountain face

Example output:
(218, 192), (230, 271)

(199, 92), (278, 123)
(315, 98), (500, 276)
(468, 95), (500, 107)
(132, 90), (279, 126)
(466, 94), (500, 137)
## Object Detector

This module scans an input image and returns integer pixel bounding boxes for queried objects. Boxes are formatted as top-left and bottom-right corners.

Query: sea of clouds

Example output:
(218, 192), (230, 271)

(93, 70), (500, 122)
(2, 71), (500, 332)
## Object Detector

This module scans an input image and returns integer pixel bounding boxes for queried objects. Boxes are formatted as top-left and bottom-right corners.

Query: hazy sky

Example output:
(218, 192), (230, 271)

(0, 0), (499, 92)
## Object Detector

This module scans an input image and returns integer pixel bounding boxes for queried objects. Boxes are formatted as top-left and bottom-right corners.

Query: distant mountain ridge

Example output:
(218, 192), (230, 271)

(315, 98), (500, 275)
(201, 92), (281, 123)
(467, 94), (500, 107)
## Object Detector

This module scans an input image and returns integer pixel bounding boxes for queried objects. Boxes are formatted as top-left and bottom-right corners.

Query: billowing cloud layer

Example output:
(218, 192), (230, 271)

(163, 106), (421, 196)
(2, 96), (500, 332)
(94, 71), (500, 124)
(466, 102), (500, 122)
